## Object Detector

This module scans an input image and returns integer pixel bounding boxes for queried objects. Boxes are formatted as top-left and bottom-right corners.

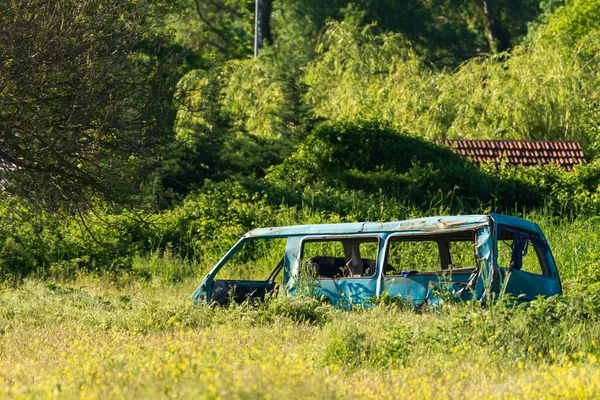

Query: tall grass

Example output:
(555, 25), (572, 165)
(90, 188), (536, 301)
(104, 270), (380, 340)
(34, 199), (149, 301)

(1, 278), (599, 398)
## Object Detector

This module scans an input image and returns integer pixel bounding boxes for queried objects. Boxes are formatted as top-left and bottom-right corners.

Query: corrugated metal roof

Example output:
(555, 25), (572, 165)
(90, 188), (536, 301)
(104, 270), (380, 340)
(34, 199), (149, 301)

(435, 140), (586, 170)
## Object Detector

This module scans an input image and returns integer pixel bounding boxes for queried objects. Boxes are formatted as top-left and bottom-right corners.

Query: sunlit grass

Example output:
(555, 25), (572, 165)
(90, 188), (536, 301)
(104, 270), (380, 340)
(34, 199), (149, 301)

(1, 278), (599, 398)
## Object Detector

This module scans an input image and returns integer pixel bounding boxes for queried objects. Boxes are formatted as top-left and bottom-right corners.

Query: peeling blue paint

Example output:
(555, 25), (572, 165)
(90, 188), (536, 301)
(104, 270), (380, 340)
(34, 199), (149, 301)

(191, 214), (562, 307)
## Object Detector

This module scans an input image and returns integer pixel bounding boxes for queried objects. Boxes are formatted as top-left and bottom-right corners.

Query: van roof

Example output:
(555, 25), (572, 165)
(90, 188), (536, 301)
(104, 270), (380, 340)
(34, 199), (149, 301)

(242, 214), (542, 239)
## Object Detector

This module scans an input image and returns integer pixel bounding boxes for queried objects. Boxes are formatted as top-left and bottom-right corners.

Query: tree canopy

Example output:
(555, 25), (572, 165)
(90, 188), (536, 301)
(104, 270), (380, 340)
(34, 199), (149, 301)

(1, 0), (600, 212)
(0, 0), (181, 210)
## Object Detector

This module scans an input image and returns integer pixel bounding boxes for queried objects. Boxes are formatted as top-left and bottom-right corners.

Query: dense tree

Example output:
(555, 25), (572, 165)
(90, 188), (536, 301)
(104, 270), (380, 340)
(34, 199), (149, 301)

(0, 0), (595, 211)
(172, 0), (254, 65)
(0, 0), (182, 211)
(300, 17), (600, 148)
(212, 0), (543, 66)
(168, 50), (313, 192)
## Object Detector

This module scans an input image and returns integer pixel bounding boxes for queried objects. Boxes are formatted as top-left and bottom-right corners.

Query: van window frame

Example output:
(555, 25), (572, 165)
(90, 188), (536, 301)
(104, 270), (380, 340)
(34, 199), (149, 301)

(495, 226), (551, 277)
(299, 235), (381, 280)
(382, 230), (479, 277)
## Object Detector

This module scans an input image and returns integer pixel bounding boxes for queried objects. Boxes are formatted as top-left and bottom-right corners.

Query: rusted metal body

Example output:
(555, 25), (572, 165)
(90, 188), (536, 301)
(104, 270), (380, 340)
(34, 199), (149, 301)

(191, 214), (562, 307)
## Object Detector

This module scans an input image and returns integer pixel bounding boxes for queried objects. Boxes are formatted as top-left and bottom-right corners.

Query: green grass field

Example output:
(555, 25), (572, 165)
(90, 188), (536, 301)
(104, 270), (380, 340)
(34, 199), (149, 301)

(1, 277), (599, 399)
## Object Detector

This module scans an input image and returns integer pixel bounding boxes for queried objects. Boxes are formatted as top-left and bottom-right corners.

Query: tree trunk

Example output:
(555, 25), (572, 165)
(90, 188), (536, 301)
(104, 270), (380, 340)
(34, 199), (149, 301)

(482, 0), (511, 53)
(259, 0), (273, 46)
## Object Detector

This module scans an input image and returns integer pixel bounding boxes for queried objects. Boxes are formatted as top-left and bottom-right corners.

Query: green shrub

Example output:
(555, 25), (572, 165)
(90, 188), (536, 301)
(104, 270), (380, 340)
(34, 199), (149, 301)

(267, 120), (544, 210)
(0, 237), (36, 277)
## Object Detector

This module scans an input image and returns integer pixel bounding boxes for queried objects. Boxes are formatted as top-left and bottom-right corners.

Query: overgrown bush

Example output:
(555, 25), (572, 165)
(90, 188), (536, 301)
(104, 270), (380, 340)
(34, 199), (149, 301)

(267, 120), (545, 210)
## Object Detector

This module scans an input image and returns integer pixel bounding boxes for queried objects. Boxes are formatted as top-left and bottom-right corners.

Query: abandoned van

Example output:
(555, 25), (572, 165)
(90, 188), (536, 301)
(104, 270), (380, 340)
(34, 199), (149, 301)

(191, 214), (562, 307)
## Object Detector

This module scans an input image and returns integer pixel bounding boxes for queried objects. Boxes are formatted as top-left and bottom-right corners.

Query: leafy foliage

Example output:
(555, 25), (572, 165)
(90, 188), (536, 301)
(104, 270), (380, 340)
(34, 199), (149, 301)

(303, 18), (600, 148)
(4, 2), (600, 397)
(168, 52), (312, 191)
(267, 120), (544, 209)
(3, 0), (600, 287)
(0, 0), (182, 210)
(168, 0), (255, 66)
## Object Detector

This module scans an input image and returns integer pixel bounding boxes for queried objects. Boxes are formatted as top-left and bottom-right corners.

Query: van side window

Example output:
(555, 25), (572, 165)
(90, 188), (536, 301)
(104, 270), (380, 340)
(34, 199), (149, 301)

(215, 238), (287, 281)
(301, 238), (379, 279)
(386, 240), (440, 273)
(448, 241), (477, 267)
(385, 232), (477, 275)
(497, 227), (548, 276)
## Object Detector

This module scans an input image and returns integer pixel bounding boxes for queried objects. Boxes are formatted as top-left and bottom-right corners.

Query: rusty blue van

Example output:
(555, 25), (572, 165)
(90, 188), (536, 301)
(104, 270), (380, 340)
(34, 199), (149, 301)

(191, 214), (562, 307)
